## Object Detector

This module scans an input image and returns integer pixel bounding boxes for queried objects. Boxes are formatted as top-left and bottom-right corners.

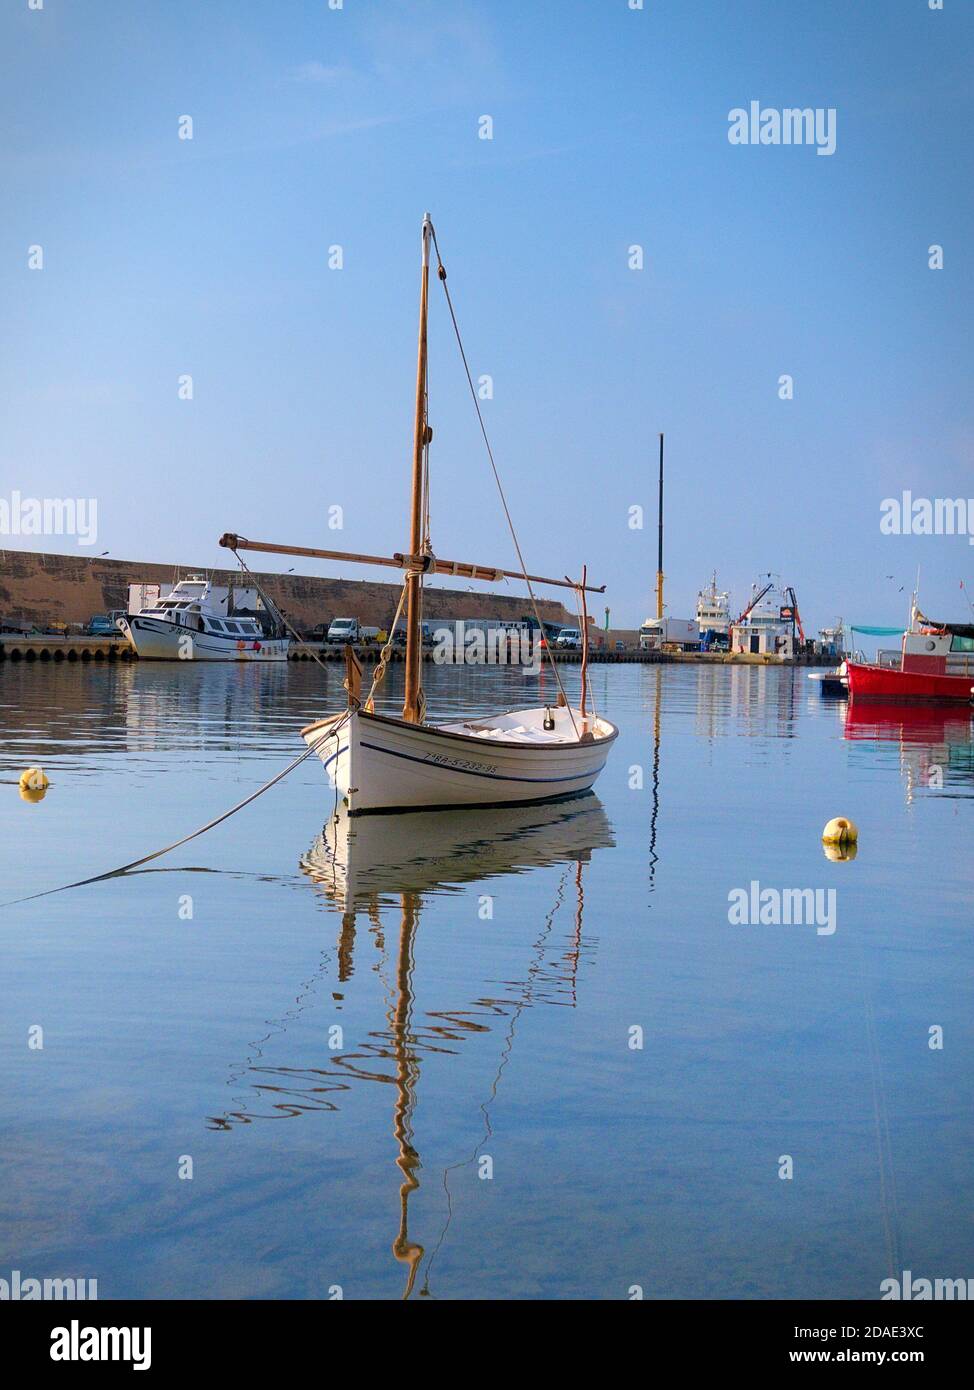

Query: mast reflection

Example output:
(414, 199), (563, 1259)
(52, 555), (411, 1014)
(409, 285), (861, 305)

(209, 795), (614, 1298)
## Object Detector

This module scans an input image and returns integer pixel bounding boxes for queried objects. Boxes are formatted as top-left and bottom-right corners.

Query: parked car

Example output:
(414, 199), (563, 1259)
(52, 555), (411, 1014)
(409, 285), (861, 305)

(326, 617), (360, 645)
(555, 627), (582, 650)
(86, 614), (117, 636)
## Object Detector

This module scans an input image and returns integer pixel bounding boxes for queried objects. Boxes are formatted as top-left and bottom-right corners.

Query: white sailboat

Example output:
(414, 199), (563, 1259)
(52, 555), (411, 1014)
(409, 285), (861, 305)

(220, 214), (617, 814)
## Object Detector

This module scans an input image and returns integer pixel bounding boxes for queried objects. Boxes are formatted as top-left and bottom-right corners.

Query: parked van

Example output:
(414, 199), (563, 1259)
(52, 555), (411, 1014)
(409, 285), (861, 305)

(555, 627), (582, 650)
(326, 617), (360, 644)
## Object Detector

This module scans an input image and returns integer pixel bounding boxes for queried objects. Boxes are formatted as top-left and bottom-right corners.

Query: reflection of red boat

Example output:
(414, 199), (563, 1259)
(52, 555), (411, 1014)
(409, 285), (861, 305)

(844, 700), (974, 743)
(847, 620), (974, 704)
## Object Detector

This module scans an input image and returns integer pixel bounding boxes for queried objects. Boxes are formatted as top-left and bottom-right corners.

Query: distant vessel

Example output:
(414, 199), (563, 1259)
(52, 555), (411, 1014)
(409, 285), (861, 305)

(695, 572), (731, 646)
(117, 574), (289, 661)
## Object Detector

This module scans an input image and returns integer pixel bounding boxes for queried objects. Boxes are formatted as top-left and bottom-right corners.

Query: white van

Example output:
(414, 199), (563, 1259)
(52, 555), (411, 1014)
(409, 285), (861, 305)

(556, 627), (582, 650)
(327, 617), (360, 644)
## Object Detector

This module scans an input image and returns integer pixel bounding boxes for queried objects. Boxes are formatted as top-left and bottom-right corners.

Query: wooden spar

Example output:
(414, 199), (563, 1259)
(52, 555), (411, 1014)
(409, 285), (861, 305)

(217, 534), (606, 594)
(403, 215), (432, 724)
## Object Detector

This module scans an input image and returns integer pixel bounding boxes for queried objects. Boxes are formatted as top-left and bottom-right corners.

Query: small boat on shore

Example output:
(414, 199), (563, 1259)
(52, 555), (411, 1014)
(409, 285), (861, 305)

(117, 574), (289, 662)
(846, 605), (974, 704)
(221, 214), (617, 813)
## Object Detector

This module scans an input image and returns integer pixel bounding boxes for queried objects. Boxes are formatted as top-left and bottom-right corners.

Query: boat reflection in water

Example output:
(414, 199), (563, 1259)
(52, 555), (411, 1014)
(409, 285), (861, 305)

(844, 700), (974, 802)
(209, 795), (614, 1298)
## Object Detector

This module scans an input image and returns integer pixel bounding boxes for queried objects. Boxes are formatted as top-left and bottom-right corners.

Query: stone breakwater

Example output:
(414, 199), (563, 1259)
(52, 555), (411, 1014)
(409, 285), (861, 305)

(0, 549), (573, 631)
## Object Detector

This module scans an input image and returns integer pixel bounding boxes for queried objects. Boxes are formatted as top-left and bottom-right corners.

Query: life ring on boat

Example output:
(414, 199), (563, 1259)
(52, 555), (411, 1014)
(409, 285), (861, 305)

(236, 640), (246, 651)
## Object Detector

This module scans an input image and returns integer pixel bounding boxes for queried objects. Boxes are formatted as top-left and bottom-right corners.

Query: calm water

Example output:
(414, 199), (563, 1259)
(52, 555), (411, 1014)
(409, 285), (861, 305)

(1, 659), (972, 1300)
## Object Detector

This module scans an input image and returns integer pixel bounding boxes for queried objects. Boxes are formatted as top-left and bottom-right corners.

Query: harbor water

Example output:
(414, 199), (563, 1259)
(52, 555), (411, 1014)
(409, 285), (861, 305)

(1, 660), (972, 1299)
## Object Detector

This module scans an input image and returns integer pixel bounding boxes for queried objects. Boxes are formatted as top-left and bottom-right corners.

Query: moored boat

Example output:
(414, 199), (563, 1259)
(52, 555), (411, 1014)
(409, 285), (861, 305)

(696, 571), (731, 648)
(846, 608), (974, 704)
(808, 661), (848, 696)
(221, 213), (618, 813)
(300, 702), (616, 815)
(117, 574), (289, 662)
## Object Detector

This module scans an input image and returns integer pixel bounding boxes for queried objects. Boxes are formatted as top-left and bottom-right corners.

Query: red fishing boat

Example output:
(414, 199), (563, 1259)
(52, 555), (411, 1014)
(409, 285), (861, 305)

(846, 608), (974, 704)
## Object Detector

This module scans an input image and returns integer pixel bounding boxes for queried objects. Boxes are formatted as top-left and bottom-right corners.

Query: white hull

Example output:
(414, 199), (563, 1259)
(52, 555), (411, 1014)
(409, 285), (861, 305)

(301, 705), (617, 814)
(118, 615), (289, 662)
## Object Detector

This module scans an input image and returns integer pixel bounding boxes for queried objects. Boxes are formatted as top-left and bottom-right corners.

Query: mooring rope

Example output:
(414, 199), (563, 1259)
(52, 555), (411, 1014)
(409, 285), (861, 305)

(0, 721), (347, 910)
(2, 569), (417, 912)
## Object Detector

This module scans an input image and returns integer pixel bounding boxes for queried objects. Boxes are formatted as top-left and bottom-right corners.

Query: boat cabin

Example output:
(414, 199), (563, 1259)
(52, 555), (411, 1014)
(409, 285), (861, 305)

(901, 629), (974, 678)
(136, 576), (265, 638)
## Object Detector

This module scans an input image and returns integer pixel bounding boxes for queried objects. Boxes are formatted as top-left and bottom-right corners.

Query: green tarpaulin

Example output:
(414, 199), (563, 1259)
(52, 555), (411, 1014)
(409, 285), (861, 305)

(850, 626), (905, 636)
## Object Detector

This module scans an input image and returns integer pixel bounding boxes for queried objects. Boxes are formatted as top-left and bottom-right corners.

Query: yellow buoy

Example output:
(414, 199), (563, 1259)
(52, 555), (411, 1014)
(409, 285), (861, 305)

(822, 816), (858, 845)
(19, 767), (50, 793)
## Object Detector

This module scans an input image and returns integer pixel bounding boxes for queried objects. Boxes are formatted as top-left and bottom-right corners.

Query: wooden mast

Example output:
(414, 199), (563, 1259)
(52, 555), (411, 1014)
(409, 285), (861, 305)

(403, 214), (432, 724)
(579, 564), (590, 720)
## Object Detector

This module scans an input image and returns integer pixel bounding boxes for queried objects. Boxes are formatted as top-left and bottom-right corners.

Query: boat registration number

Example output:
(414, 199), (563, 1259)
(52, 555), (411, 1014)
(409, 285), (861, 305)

(425, 752), (498, 775)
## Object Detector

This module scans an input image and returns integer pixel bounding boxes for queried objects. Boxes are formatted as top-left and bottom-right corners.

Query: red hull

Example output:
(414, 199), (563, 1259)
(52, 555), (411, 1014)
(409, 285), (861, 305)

(846, 660), (974, 704)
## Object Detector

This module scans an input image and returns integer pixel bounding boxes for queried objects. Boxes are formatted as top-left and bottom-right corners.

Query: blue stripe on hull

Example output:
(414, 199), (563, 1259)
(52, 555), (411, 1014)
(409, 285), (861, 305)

(360, 739), (605, 785)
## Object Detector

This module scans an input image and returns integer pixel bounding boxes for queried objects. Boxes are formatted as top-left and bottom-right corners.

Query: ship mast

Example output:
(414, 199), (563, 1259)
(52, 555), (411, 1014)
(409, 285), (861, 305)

(403, 214), (433, 724)
(655, 432), (664, 622)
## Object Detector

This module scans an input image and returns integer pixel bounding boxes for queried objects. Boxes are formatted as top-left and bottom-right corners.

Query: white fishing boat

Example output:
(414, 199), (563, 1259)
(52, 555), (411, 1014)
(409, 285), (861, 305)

(220, 213), (618, 814)
(117, 574), (289, 662)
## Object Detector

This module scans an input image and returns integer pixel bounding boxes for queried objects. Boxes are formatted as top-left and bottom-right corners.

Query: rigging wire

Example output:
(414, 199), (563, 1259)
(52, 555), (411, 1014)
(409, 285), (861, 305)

(228, 549), (332, 677)
(429, 224), (580, 736)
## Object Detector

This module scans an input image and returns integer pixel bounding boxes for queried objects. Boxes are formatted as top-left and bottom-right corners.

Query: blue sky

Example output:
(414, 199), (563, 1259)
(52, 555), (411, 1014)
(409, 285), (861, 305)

(1, 0), (972, 632)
